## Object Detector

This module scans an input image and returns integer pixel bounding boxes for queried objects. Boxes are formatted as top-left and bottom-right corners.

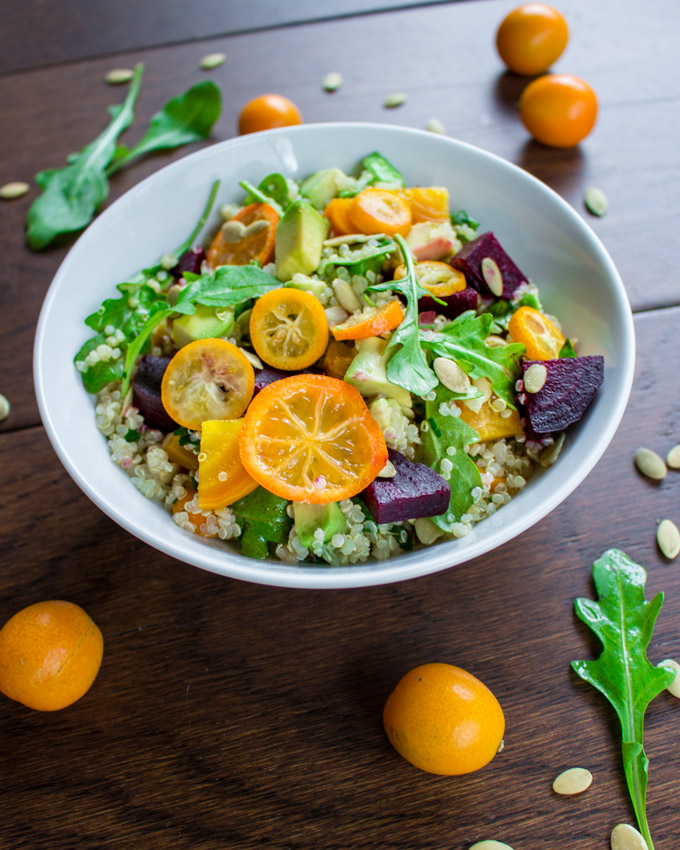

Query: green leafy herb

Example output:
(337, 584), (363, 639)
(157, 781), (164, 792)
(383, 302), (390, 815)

(368, 234), (441, 397)
(338, 151), (405, 196)
(175, 427), (200, 450)
(238, 178), (284, 216)
(120, 264), (280, 395)
(418, 386), (481, 530)
(231, 488), (292, 559)
(74, 181), (220, 394)
(125, 428), (142, 443)
(26, 68), (222, 250)
(27, 64), (144, 249)
(572, 549), (676, 850)
(318, 236), (396, 278)
(559, 338), (577, 358)
(450, 209), (479, 230)
(518, 291), (542, 311)
(106, 81), (221, 175)
(422, 312), (524, 408)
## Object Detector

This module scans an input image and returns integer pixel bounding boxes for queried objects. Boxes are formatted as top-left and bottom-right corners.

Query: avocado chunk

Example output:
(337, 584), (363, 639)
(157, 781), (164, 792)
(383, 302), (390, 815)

(300, 167), (350, 210)
(171, 304), (235, 348)
(284, 275), (328, 300)
(344, 338), (412, 407)
(275, 198), (329, 282)
(293, 502), (347, 549)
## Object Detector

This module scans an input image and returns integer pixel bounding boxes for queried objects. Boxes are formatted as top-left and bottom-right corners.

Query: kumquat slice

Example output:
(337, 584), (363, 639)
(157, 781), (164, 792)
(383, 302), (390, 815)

(206, 203), (279, 269)
(507, 305), (565, 360)
(349, 188), (412, 237)
(394, 260), (466, 299)
(331, 299), (405, 341)
(402, 187), (450, 223)
(249, 288), (329, 370)
(239, 374), (388, 504)
(323, 197), (356, 236)
(198, 419), (259, 511)
(161, 338), (255, 430)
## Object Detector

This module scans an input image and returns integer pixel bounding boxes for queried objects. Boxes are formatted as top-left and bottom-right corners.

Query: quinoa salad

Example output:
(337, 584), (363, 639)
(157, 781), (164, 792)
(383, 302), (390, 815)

(75, 152), (604, 566)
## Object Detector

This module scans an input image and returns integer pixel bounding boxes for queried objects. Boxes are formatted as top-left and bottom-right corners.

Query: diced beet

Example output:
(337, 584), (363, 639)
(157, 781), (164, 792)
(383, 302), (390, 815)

(170, 246), (205, 278)
(520, 355), (604, 435)
(418, 310), (437, 326)
(362, 449), (450, 524)
(132, 355), (179, 432)
(419, 286), (479, 319)
(253, 366), (318, 396)
(451, 232), (528, 300)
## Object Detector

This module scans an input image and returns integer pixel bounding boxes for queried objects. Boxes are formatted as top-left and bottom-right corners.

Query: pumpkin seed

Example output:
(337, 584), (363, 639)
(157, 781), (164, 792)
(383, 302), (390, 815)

(658, 658), (680, 697)
(610, 823), (649, 850)
(585, 186), (608, 217)
(105, 68), (135, 85)
(634, 447), (667, 481)
(540, 432), (566, 468)
(240, 349), (264, 371)
(332, 279), (362, 313)
(666, 444), (680, 468)
(414, 518), (444, 545)
(523, 363), (547, 394)
(0, 393), (9, 421)
(552, 766), (593, 795)
(486, 335), (508, 348)
(0, 181), (30, 200)
(481, 257), (503, 296)
(657, 518), (680, 560)
(433, 357), (471, 393)
(219, 202), (241, 221)
(243, 219), (270, 238)
(469, 842), (513, 850)
(221, 220), (247, 243)
(377, 460), (397, 479)
(383, 92), (407, 108)
(426, 117), (446, 135)
(200, 52), (226, 70)
(322, 71), (343, 92)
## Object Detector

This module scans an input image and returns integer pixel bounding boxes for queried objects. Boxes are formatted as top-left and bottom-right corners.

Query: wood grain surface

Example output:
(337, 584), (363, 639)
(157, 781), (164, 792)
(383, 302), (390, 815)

(2, 0), (680, 847)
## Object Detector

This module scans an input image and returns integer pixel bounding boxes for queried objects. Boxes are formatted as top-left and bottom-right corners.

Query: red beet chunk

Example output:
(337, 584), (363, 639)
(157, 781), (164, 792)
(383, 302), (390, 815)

(521, 356), (604, 435)
(420, 286), (479, 319)
(451, 232), (528, 300)
(170, 246), (205, 278)
(132, 355), (179, 432)
(362, 450), (450, 524)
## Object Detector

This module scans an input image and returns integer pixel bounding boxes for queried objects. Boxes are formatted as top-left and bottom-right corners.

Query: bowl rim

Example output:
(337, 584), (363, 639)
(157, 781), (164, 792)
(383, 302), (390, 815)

(33, 122), (636, 589)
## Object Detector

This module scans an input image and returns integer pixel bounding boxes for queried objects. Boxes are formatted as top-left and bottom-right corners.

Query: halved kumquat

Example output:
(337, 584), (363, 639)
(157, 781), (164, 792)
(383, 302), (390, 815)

(239, 374), (388, 504)
(206, 203), (279, 269)
(161, 338), (255, 430)
(323, 197), (356, 236)
(331, 299), (404, 341)
(198, 419), (259, 510)
(394, 260), (466, 299)
(508, 305), (565, 360)
(402, 187), (450, 223)
(349, 188), (412, 237)
(249, 288), (329, 370)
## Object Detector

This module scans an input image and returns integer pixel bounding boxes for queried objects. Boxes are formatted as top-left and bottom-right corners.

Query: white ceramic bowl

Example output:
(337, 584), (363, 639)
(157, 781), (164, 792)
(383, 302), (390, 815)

(34, 123), (635, 589)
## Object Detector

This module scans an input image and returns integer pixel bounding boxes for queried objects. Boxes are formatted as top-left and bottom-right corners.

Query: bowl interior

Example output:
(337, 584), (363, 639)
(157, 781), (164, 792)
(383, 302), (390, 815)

(34, 123), (635, 589)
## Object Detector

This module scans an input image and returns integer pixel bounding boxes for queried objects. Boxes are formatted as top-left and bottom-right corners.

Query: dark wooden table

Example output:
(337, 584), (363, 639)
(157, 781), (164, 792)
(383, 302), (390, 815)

(2, 1), (679, 847)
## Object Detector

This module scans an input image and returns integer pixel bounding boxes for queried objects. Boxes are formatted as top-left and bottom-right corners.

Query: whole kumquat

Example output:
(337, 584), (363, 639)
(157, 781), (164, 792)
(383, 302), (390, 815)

(0, 600), (103, 711)
(383, 662), (505, 775)
(238, 94), (303, 135)
(496, 3), (569, 76)
(519, 74), (598, 148)
(239, 373), (388, 504)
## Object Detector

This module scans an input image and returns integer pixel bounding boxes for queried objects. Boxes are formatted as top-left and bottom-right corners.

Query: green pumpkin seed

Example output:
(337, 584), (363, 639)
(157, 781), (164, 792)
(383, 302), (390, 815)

(552, 766), (593, 795)
(469, 842), (513, 850)
(200, 52), (226, 70)
(383, 92), (407, 108)
(105, 68), (135, 85)
(657, 518), (680, 559)
(610, 823), (649, 850)
(658, 658), (680, 697)
(426, 117), (446, 135)
(0, 182), (30, 200)
(322, 72), (343, 92)
(585, 187), (608, 217)
(666, 444), (680, 468)
(634, 447), (667, 480)
(0, 393), (9, 421)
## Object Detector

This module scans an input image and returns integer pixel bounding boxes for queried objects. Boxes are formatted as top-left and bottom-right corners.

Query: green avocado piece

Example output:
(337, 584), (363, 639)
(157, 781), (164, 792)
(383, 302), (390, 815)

(344, 339), (412, 407)
(293, 502), (347, 549)
(300, 167), (350, 210)
(275, 198), (329, 282)
(171, 304), (235, 348)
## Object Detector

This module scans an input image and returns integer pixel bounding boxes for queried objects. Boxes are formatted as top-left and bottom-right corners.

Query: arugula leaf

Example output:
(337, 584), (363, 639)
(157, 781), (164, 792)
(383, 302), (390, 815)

(338, 151), (405, 196)
(422, 312), (524, 408)
(231, 488), (292, 559)
(572, 550), (675, 850)
(450, 209), (479, 230)
(26, 64), (144, 249)
(120, 264), (280, 395)
(241, 172), (296, 213)
(238, 179), (284, 217)
(368, 234), (440, 397)
(418, 385), (481, 530)
(318, 236), (396, 278)
(559, 338), (577, 358)
(106, 81), (221, 175)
